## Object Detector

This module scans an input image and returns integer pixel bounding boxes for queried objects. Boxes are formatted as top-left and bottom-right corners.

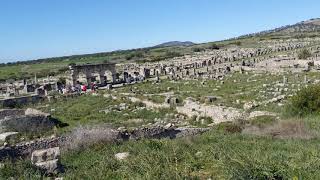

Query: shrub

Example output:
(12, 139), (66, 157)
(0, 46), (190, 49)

(216, 122), (243, 133)
(298, 49), (312, 59)
(192, 47), (205, 52)
(208, 43), (220, 50)
(164, 51), (182, 58)
(285, 85), (320, 117)
(125, 51), (145, 60)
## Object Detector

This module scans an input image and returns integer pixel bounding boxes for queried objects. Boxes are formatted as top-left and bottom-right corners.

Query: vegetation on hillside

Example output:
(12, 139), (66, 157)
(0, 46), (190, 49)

(298, 49), (312, 59)
(285, 85), (320, 117)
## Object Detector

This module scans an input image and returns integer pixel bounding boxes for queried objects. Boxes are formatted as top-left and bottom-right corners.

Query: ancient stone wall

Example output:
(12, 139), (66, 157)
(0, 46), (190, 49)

(0, 137), (65, 161)
(0, 95), (42, 108)
(0, 126), (209, 161)
(0, 109), (25, 119)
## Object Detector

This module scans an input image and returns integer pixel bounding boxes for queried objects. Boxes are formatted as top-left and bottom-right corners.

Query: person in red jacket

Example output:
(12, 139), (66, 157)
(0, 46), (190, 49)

(81, 84), (87, 92)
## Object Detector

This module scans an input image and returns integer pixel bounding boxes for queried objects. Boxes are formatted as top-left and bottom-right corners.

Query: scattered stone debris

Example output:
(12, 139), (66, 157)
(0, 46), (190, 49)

(115, 152), (129, 161)
(0, 132), (19, 141)
(31, 147), (62, 175)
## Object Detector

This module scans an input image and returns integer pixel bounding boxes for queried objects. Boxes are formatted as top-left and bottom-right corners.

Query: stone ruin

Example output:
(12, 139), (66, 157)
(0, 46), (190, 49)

(0, 109), (56, 142)
(117, 38), (320, 82)
(67, 63), (117, 87)
(1, 37), (319, 107)
(31, 147), (62, 175)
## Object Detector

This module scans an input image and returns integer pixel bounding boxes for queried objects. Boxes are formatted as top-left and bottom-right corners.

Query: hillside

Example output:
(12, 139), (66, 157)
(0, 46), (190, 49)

(154, 41), (196, 48)
(1, 18), (320, 81)
(239, 18), (320, 39)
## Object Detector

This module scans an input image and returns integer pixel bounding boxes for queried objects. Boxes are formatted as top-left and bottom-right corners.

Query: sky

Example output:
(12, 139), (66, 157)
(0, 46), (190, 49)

(0, 0), (319, 63)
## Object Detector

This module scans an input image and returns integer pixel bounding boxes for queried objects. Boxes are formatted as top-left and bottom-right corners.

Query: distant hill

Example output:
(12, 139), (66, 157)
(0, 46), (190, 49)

(154, 41), (196, 48)
(3, 17), (320, 81)
(238, 18), (320, 38)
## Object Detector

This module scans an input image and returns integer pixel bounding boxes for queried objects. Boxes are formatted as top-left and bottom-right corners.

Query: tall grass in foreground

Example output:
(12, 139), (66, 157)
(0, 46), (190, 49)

(2, 129), (320, 179)
(61, 130), (320, 179)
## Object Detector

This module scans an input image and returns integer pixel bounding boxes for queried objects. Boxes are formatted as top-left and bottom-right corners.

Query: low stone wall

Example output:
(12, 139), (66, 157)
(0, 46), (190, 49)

(0, 95), (42, 108)
(0, 109), (25, 119)
(1, 115), (55, 133)
(0, 137), (65, 161)
(0, 108), (55, 134)
(0, 126), (209, 161)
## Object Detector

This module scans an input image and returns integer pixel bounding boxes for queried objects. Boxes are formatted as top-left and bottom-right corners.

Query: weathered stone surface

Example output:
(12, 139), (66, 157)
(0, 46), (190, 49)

(0, 137), (64, 161)
(34, 159), (60, 174)
(0, 132), (18, 141)
(0, 109), (25, 119)
(115, 152), (129, 161)
(0, 108), (55, 134)
(0, 115), (55, 133)
(31, 147), (60, 164)
(25, 108), (50, 117)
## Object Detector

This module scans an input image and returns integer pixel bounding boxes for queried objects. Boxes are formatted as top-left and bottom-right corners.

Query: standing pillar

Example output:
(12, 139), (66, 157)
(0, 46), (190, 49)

(99, 73), (107, 86)
(111, 74), (117, 84)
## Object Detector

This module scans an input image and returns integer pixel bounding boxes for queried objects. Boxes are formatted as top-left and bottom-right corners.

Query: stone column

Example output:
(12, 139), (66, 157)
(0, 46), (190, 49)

(111, 74), (117, 84)
(304, 75), (308, 84)
(85, 72), (92, 85)
(99, 72), (107, 86)
(283, 76), (287, 84)
(69, 68), (78, 87)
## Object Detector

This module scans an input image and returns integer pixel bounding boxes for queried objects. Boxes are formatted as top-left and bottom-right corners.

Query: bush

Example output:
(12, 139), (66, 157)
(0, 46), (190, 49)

(125, 51), (145, 60)
(192, 47), (205, 52)
(164, 51), (182, 58)
(285, 85), (320, 117)
(298, 49), (312, 59)
(208, 43), (220, 50)
(216, 122), (243, 133)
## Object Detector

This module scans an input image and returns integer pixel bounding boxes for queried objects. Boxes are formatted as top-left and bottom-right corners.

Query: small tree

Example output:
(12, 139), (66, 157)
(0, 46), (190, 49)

(298, 49), (312, 59)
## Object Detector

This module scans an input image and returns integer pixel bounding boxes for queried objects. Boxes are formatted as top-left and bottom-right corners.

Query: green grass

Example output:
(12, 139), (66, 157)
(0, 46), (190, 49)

(32, 94), (176, 133)
(118, 71), (316, 111)
(249, 115), (277, 128)
(2, 129), (320, 179)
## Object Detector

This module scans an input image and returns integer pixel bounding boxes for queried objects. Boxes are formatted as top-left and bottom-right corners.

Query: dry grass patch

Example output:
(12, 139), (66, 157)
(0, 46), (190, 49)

(243, 119), (314, 139)
(62, 125), (121, 151)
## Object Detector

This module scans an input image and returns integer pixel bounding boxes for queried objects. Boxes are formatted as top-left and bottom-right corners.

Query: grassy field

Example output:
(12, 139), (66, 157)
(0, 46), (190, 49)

(31, 94), (176, 134)
(119, 71), (319, 112)
(22, 70), (320, 134)
(2, 72), (320, 179)
(2, 127), (320, 179)
(3, 32), (320, 179)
